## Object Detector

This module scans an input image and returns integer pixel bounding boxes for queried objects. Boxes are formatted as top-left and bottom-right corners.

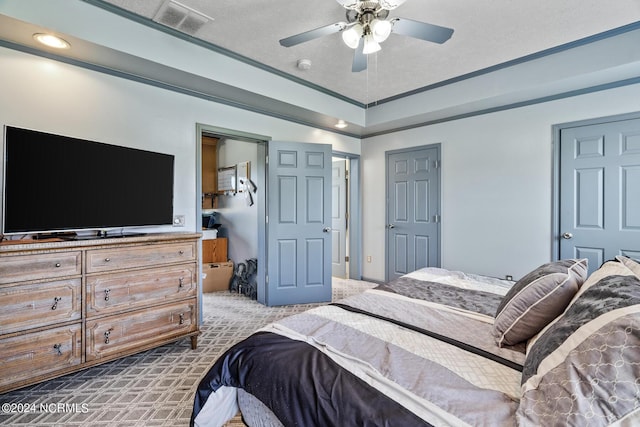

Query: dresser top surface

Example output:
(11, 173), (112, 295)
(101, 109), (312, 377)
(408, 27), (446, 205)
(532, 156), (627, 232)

(0, 232), (201, 254)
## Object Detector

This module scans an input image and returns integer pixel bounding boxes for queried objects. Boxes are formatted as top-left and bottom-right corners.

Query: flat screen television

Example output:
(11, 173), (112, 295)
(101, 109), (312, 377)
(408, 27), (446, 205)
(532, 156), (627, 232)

(2, 126), (174, 237)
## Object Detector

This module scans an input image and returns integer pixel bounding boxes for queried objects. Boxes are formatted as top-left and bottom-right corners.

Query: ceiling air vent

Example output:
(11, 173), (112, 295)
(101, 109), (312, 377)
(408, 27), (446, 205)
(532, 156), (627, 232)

(153, 0), (213, 35)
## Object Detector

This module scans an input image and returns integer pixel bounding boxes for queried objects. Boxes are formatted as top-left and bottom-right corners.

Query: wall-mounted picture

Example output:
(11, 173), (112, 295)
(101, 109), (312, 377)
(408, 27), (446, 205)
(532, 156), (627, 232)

(217, 165), (237, 193)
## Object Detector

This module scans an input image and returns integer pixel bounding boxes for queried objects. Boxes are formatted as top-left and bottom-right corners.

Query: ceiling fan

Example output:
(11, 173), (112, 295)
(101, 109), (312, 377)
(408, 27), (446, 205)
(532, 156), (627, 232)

(279, 0), (454, 72)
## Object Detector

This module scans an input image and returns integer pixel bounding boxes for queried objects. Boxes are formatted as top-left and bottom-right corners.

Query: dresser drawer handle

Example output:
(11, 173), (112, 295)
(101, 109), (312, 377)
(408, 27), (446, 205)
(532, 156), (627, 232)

(179, 313), (185, 325)
(55, 262), (61, 268)
(178, 277), (184, 288)
(104, 328), (113, 344)
(179, 250), (184, 255)
(104, 288), (111, 302)
(53, 343), (63, 355)
(104, 258), (111, 262)
(51, 296), (62, 310)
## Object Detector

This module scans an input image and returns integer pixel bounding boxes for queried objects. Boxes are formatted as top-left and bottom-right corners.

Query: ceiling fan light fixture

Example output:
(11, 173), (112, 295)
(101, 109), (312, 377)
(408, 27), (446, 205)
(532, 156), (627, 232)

(335, 0), (359, 10)
(280, 0), (454, 73)
(362, 33), (381, 54)
(378, 0), (407, 10)
(370, 19), (392, 43)
(342, 24), (363, 49)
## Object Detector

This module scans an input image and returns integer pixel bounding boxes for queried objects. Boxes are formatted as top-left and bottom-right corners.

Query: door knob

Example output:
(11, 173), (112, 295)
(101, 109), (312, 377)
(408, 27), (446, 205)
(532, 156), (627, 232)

(562, 232), (573, 240)
(387, 224), (395, 229)
(323, 227), (331, 233)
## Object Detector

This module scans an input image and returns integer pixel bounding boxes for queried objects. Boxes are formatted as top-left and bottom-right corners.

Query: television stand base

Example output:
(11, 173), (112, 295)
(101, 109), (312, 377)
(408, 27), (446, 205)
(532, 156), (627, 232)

(32, 231), (148, 241)
(74, 231), (148, 240)
(33, 232), (77, 240)
(102, 232), (147, 239)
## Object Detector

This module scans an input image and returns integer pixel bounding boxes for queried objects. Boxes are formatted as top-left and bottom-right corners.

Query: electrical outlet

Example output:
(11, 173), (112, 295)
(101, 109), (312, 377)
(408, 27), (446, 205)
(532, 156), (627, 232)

(367, 256), (372, 263)
(173, 215), (185, 227)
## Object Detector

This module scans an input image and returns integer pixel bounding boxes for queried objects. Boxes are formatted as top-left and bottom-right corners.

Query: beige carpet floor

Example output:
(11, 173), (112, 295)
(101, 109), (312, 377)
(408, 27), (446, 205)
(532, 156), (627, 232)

(0, 278), (377, 426)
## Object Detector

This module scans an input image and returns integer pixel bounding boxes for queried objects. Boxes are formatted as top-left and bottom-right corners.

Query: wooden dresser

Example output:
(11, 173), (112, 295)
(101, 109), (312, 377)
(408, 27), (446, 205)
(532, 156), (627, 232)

(0, 233), (200, 394)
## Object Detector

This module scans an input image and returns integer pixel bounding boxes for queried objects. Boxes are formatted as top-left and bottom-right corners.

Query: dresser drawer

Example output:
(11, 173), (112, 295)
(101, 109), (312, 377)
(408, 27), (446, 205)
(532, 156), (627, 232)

(0, 279), (82, 335)
(0, 323), (82, 391)
(85, 299), (197, 361)
(0, 251), (82, 285)
(86, 264), (197, 317)
(86, 242), (196, 273)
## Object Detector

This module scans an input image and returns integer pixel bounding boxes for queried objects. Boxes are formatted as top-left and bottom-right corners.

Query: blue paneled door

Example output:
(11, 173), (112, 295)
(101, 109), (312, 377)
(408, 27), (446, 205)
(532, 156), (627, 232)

(386, 146), (441, 281)
(560, 118), (640, 275)
(265, 141), (332, 306)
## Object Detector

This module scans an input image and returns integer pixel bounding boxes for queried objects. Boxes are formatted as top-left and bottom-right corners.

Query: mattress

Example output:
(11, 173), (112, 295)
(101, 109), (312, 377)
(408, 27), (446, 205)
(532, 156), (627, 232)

(191, 268), (523, 426)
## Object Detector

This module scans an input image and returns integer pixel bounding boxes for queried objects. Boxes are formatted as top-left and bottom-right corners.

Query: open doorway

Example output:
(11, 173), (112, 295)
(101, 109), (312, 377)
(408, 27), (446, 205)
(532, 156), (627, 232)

(196, 124), (269, 315)
(332, 157), (348, 278)
(332, 152), (361, 281)
(195, 124), (363, 310)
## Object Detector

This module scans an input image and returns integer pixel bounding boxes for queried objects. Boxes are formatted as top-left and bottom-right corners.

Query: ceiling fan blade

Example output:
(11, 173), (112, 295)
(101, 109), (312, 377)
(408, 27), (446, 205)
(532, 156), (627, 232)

(391, 18), (454, 44)
(279, 22), (346, 47)
(352, 38), (367, 72)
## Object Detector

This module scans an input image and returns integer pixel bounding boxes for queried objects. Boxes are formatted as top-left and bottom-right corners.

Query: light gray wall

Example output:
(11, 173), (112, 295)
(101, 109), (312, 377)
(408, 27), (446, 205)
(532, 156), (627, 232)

(362, 83), (640, 281)
(215, 139), (258, 264)
(0, 0), (365, 128)
(0, 47), (360, 236)
(3, 29), (640, 284)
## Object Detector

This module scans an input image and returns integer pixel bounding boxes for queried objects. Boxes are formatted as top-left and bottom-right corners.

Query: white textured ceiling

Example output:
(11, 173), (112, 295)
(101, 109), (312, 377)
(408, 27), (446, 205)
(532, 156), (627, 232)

(101, 0), (640, 104)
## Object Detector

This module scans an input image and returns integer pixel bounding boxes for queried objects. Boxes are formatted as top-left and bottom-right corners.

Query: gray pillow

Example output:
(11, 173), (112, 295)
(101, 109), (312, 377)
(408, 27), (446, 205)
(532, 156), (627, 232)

(493, 259), (588, 347)
(617, 255), (640, 278)
(518, 268), (640, 426)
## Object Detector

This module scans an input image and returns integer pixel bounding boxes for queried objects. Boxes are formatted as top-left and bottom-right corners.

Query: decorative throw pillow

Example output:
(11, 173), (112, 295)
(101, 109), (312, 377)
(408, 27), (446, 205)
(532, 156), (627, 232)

(492, 259), (588, 347)
(617, 255), (640, 278)
(517, 265), (640, 426)
(526, 258), (635, 353)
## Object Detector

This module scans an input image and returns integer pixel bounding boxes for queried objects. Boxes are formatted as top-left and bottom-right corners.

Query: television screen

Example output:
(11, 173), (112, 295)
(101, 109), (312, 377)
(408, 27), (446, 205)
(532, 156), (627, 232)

(2, 126), (174, 235)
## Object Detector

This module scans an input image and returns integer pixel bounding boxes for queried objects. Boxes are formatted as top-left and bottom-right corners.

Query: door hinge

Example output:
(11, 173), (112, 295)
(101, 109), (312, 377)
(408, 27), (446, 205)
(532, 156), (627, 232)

(434, 160), (441, 169)
(265, 215), (269, 224)
(345, 256), (350, 262)
(345, 169), (349, 180)
(265, 275), (269, 284)
(433, 214), (441, 223)
(265, 155), (269, 164)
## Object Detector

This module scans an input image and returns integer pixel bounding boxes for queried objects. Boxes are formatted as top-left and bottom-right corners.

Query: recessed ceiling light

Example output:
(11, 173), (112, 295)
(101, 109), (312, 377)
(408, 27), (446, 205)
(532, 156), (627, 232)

(335, 120), (348, 129)
(33, 33), (70, 49)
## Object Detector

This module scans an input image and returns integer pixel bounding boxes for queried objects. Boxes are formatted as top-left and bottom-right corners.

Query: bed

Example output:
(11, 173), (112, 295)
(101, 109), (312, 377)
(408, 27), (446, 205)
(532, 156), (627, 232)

(191, 256), (640, 427)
